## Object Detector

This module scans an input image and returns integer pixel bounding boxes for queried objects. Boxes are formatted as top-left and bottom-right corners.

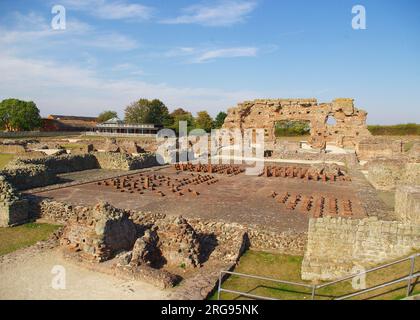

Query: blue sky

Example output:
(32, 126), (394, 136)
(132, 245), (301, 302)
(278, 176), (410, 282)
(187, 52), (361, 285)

(0, 0), (419, 124)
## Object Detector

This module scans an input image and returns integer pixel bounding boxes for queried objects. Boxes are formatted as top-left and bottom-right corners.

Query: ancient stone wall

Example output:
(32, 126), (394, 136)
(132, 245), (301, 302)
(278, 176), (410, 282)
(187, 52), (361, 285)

(395, 185), (420, 225)
(0, 177), (29, 227)
(222, 98), (371, 149)
(0, 144), (26, 154)
(301, 217), (420, 281)
(0, 164), (57, 190)
(93, 152), (158, 170)
(32, 199), (307, 255)
(356, 137), (404, 161)
(60, 202), (137, 262)
(367, 158), (405, 190)
(7, 154), (99, 174)
(367, 160), (419, 191)
(1, 152), (159, 191)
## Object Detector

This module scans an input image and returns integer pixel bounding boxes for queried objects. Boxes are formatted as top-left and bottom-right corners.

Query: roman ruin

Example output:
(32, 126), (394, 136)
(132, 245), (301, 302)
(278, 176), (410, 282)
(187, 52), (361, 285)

(223, 98), (371, 150)
(0, 98), (418, 300)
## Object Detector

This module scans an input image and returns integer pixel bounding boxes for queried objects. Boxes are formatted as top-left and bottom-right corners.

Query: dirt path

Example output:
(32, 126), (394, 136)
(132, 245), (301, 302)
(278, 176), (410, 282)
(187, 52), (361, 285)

(0, 247), (169, 300)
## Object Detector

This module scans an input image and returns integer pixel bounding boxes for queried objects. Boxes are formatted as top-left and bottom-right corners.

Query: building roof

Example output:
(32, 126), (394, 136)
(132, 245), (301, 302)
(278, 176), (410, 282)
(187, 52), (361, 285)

(102, 117), (124, 124)
(47, 115), (98, 122)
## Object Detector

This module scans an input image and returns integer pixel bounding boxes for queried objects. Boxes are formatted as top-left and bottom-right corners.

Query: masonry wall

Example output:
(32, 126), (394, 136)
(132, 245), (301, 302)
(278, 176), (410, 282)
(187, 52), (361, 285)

(30, 199), (307, 256)
(223, 98), (371, 149)
(301, 217), (420, 281)
(93, 152), (158, 170)
(395, 185), (420, 225)
(1, 165), (57, 190)
(9, 154), (99, 174)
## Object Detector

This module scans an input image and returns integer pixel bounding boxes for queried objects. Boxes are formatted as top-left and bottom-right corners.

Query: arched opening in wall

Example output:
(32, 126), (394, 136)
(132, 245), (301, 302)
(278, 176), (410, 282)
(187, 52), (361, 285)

(326, 116), (337, 126)
(274, 120), (311, 137)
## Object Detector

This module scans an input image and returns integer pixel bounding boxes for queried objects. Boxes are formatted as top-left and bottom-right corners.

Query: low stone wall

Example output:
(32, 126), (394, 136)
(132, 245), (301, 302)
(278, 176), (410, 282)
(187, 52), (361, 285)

(0, 144), (26, 154)
(93, 152), (158, 170)
(0, 177), (29, 227)
(8, 154), (99, 174)
(182, 218), (306, 256)
(301, 217), (420, 281)
(30, 199), (307, 256)
(395, 185), (420, 225)
(356, 138), (403, 160)
(402, 162), (420, 186)
(367, 158), (405, 190)
(0, 165), (57, 190)
(2, 152), (159, 190)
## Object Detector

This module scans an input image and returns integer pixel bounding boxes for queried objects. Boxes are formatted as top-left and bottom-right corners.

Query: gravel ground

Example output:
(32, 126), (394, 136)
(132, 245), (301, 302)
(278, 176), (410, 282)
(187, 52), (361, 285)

(0, 246), (168, 300)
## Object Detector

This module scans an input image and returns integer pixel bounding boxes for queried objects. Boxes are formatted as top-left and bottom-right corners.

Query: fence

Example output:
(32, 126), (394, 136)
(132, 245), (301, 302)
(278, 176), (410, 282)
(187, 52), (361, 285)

(217, 253), (420, 300)
(0, 131), (82, 138)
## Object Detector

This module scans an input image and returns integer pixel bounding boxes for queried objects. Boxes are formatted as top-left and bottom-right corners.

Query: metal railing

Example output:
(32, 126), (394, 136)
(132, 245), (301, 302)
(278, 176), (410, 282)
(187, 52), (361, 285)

(217, 253), (420, 300)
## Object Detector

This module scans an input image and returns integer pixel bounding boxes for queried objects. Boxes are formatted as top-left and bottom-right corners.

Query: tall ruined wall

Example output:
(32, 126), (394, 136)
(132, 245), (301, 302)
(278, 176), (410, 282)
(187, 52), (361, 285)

(222, 98), (371, 149)
(301, 217), (420, 281)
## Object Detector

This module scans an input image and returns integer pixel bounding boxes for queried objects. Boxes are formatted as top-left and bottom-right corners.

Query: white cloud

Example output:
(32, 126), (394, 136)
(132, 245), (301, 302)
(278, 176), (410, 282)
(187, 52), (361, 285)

(194, 47), (258, 63)
(161, 0), (257, 27)
(0, 12), (138, 51)
(0, 53), (258, 117)
(112, 63), (145, 76)
(62, 0), (153, 20)
(165, 46), (258, 63)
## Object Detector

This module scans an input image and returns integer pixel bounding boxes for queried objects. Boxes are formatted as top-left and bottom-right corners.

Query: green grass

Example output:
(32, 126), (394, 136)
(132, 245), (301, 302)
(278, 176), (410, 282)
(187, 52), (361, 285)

(0, 223), (61, 256)
(368, 123), (420, 136)
(211, 250), (420, 300)
(0, 153), (15, 169)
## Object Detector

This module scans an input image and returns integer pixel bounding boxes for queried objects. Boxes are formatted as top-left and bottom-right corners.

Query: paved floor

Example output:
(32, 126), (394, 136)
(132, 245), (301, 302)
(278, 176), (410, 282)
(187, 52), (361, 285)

(30, 165), (366, 233)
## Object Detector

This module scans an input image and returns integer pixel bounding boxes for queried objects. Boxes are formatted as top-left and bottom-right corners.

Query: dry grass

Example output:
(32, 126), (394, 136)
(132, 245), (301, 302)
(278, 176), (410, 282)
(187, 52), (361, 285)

(0, 153), (15, 169)
(212, 250), (420, 300)
(0, 223), (61, 256)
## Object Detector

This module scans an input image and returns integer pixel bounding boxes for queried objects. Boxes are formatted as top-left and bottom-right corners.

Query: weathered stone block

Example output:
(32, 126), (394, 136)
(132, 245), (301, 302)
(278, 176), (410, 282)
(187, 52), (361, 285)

(395, 185), (420, 224)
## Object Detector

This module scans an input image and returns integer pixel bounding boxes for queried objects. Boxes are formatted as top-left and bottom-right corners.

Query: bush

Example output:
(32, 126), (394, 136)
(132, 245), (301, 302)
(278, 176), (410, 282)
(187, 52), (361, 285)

(275, 121), (310, 137)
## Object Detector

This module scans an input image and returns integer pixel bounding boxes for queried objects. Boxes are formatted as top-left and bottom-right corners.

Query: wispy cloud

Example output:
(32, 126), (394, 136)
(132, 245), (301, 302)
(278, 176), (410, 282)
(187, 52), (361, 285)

(61, 0), (154, 20)
(161, 0), (258, 27)
(165, 46), (258, 63)
(0, 52), (258, 116)
(195, 47), (258, 63)
(112, 63), (145, 76)
(0, 12), (138, 51)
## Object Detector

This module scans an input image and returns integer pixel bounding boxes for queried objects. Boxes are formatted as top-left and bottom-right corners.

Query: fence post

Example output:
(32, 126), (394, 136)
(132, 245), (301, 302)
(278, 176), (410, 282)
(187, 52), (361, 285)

(217, 272), (222, 300)
(406, 256), (415, 297)
(311, 285), (316, 300)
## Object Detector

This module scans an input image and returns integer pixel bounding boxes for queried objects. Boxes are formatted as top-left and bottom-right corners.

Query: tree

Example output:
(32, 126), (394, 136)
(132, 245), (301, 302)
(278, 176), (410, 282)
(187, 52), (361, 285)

(97, 110), (118, 123)
(124, 99), (170, 125)
(0, 98), (42, 131)
(168, 108), (195, 133)
(213, 111), (227, 129)
(195, 111), (213, 132)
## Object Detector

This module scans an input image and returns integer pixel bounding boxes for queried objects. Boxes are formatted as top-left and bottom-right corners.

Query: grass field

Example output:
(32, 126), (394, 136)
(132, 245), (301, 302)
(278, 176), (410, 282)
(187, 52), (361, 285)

(0, 153), (15, 169)
(0, 223), (61, 256)
(211, 250), (420, 300)
(368, 123), (420, 136)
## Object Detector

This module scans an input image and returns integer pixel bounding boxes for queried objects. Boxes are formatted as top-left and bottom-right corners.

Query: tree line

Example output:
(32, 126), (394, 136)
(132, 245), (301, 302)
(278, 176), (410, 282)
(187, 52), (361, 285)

(98, 98), (227, 132)
(0, 98), (227, 132)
